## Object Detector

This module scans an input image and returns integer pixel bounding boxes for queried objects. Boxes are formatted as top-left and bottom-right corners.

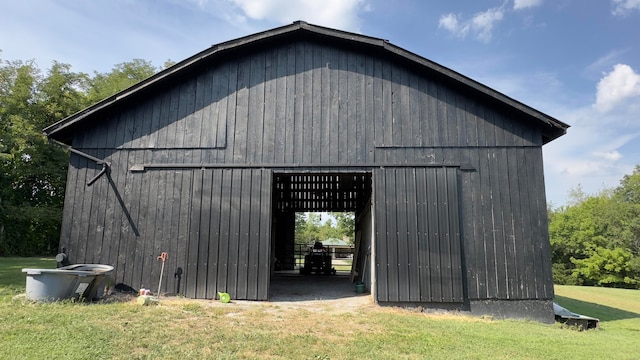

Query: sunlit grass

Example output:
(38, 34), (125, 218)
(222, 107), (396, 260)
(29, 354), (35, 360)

(2, 258), (640, 359)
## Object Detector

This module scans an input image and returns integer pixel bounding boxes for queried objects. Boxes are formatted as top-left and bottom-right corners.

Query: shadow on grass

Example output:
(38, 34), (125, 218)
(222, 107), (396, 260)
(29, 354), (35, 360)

(554, 295), (640, 322)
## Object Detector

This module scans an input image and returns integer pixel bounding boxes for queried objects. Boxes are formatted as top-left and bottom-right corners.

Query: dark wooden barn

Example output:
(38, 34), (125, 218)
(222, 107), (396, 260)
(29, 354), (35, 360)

(44, 21), (568, 322)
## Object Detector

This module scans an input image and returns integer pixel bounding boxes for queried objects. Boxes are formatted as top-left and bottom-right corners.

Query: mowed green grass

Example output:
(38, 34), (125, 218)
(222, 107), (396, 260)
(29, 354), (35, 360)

(1, 257), (639, 359)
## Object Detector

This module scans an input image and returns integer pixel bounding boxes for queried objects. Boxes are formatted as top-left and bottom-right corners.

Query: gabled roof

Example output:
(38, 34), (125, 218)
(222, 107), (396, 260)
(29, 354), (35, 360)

(44, 20), (569, 144)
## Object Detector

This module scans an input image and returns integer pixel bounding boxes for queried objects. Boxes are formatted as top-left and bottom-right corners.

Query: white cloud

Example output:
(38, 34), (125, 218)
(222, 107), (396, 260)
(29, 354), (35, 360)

(226, 0), (369, 31)
(513, 0), (543, 11)
(612, 0), (640, 15)
(593, 150), (623, 161)
(439, 6), (504, 42)
(594, 64), (640, 112)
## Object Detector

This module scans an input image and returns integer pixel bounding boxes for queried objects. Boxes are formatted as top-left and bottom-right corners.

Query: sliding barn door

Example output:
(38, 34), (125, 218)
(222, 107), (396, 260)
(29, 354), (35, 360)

(185, 168), (272, 300)
(374, 167), (463, 303)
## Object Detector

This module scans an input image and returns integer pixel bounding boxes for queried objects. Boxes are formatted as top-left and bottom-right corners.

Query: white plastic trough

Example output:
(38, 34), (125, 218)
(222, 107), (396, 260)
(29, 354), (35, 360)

(22, 264), (114, 302)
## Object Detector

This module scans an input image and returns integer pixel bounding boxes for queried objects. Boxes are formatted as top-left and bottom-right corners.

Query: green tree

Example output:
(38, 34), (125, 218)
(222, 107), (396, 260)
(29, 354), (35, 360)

(86, 59), (157, 103)
(0, 58), (77, 255)
(331, 212), (355, 243)
(549, 168), (640, 288)
(0, 55), (161, 256)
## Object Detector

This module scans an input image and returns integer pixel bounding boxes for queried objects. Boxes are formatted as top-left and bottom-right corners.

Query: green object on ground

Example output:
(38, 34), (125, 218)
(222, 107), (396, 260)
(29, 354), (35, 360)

(218, 292), (231, 303)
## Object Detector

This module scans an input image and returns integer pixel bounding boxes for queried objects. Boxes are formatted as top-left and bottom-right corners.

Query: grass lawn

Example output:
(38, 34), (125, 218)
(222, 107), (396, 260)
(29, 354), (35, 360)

(1, 257), (639, 359)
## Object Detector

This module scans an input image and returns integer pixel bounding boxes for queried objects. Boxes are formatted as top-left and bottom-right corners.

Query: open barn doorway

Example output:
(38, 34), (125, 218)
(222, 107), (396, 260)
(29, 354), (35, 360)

(270, 172), (373, 301)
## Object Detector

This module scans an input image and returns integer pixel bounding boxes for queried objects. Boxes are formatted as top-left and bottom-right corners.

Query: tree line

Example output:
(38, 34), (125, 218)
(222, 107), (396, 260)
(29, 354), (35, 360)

(549, 166), (640, 289)
(1, 54), (639, 289)
(0, 54), (160, 255)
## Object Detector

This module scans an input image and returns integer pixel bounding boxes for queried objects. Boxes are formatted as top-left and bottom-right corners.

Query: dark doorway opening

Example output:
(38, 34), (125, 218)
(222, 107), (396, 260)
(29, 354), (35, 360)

(270, 172), (373, 300)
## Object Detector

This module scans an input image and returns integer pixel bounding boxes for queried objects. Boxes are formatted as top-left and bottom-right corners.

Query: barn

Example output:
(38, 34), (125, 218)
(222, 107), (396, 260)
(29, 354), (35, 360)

(44, 21), (568, 322)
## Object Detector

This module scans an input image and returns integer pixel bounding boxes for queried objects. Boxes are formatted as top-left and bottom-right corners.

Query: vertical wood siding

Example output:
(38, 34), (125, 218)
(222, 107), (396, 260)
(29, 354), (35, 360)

(61, 38), (553, 302)
(374, 167), (464, 303)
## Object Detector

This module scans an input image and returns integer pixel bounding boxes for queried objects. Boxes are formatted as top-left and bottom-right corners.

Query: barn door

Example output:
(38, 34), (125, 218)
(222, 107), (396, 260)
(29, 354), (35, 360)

(374, 167), (463, 303)
(185, 168), (272, 300)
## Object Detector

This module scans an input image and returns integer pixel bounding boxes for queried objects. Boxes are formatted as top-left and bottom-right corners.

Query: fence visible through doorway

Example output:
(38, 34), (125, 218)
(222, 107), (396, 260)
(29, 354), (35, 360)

(289, 244), (354, 274)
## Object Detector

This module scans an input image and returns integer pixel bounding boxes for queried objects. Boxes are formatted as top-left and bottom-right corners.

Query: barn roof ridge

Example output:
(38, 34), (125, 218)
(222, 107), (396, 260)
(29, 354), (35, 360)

(44, 20), (569, 143)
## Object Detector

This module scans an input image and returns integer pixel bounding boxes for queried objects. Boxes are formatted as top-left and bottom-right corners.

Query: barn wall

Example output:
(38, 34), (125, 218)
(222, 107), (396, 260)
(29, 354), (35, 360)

(63, 39), (553, 301)
(60, 151), (271, 299)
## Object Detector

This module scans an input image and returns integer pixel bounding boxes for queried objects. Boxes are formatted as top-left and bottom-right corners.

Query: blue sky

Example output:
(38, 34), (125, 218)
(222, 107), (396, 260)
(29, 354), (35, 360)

(1, 0), (639, 207)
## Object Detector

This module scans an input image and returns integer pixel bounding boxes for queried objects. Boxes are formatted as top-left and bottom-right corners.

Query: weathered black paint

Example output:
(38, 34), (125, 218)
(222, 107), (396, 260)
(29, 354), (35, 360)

(47, 23), (565, 318)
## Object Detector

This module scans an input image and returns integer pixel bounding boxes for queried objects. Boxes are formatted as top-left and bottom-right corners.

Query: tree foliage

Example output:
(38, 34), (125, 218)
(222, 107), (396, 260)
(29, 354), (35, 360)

(0, 53), (159, 256)
(294, 212), (354, 245)
(549, 165), (640, 288)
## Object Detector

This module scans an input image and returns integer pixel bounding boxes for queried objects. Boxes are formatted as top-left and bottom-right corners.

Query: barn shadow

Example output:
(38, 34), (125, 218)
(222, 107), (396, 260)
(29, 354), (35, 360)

(554, 295), (640, 322)
(269, 271), (366, 302)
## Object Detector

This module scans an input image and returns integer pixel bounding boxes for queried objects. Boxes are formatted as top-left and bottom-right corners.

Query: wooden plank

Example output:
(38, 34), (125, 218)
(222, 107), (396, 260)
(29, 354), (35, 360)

(236, 169), (252, 299)
(272, 46), (287, 163)
(426, 167), (441, 302)
(436, 168), (453, 302)
(263, 50), (277, 163)
(385, 169), (399, 302)
(394, 66), (409, 148)
(257, 169), (272, 300)
(124, 150), (145, 289)
(373, 169), (388, 302)
(233, 56), (250, 163)
(284, 44), (296, 163)
(516, 147), (534, 298)
(529, 147), (552, 298)
(136, 97), (153, 148)
(198, 68), (213, 148)
(497, 147), (516, 299)
(293, 42), (305, 163)
(206, 169), (223, 299)
(62, 154), (82, 262)
(372, 58), (383, 152)
(89, 149), (108, 264)
(144, 154), (164, 293)
(311, 44), (322, 163)
(381, 61), (393, 152)
(115, 150), (133, 286)
(175, 165), (194, 296)
(75, 156), (94, 264)
(362, 55), (373, 162)
(354, 52), (366, 163)
(217, 169), (232, 293)
(446, 86), (459, 147)
(223, 62), (238, 162)
(185, 169), (202, 298)
(162, 155), (179, 295)
(227, 169), (243, 297)
(487, 148), (506, 298)
(338, 49), (350, 164)
(321, 45), (333, 164)
(415, 168), (431, 302)
(247, 169), (262, 299)
(409, 73), (423, 149)
(504, 148), (522, 299)
(248, 52), (265, 163)
(214, 63), (229, 149)
(406, 169), (421, 302)
(196, 169), (213, 299)
(426, 80), (438, 147)
(394, 169), (409, 301)
(302, 42), (314, 163)
(446, 167), (464, 302)
(100, 151), (118, 269)
(478, 149), (494, 298)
